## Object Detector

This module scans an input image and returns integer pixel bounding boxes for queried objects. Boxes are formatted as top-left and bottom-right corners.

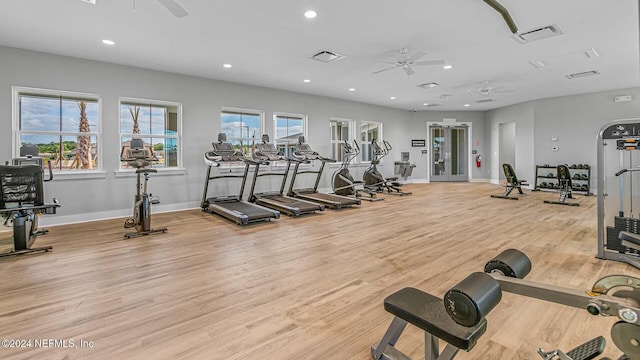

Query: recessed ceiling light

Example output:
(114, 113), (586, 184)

(390, 96), (396, 100)
(422, 103), (429, 106)
(443, 65), (453, 70)
(80, 0), (96, 4)
(102, 39), (115, 45)
(304, 10), (317, 19)
(464, 104), (470, 107)
(223, 64), (232, 68)
(348, 88), (356, 92)
(303, 79), (311, 83)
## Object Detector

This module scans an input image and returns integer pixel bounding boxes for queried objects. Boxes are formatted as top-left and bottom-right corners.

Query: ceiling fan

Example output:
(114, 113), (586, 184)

(130, 0), (188, 17)
(372, 48), (445, 76)
(467, 80), (513, 96)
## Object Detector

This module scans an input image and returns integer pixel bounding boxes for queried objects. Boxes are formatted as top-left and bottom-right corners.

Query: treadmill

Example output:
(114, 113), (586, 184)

(201, 133), (280, 225)
(248, 135), (325, 216)
(287, 136), (361, 209)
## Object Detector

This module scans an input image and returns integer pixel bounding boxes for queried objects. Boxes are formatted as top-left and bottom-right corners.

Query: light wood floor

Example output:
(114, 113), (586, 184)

(0, 183), (636, 360)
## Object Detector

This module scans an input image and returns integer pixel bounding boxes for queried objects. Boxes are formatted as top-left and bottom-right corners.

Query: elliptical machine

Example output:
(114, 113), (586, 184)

(121, 139), (167, 239)
(332, 140), (382, 201)
(0, 145), (60, 257)
(363, 139), (411, 196)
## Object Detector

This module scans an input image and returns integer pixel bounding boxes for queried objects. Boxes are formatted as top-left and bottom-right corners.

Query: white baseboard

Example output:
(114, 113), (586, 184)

(38, 201), (200, 228)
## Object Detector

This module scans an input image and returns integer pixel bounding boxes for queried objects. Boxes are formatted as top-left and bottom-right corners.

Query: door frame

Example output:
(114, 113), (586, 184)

(426, 121), (472, 183)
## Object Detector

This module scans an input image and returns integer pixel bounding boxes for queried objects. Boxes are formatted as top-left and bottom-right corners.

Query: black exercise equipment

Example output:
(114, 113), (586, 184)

(0, 146), (60, 257)
(544, 164), (579, 206)
(363, 139), (411, 196)
(120, 139), (167, 239)
(287, 136), (361, 209)
(373, 248), (640, 360)
(201, 133), (280, 225)
(490, 163), (528, 200)
(331, 140), (383, 202)
(248, 134), (325, 216)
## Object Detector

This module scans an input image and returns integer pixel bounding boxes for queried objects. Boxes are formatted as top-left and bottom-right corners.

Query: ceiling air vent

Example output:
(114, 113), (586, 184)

(514, 24), (564, 44)
(423, 103), (441, 108)
(418, 82), (440, 89)
(566, 70), (600, 80)
(476, 99), (495, 103)
(310, 50), (345, 63)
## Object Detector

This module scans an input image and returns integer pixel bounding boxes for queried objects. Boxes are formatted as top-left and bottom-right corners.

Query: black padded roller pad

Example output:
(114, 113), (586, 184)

(444, 272), (502, 327)
(384, 287), (487, 351)
(484, 248), (531, 279)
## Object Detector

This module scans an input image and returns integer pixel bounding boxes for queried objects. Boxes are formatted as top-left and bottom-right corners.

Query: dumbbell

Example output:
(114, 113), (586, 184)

(570, 164), (577, 169)
(444, 249), (531, 327)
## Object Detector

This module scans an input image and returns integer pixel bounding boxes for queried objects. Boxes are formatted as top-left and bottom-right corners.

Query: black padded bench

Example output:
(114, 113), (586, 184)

(491, 163), (528, 200)
(371, 287), (487, 360)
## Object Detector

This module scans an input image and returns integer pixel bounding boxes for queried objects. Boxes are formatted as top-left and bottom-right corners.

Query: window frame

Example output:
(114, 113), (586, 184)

(12, 86), (105, 179)
(220, 107), (265, 169)
(273, 112), (307, 161)
(329, 117), (355, 165)
(118, 97), (183, 172)
(360, 121), (384, 163)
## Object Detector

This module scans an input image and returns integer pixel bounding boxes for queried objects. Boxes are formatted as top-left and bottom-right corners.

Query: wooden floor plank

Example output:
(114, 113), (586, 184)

(0, 183), (636, 359)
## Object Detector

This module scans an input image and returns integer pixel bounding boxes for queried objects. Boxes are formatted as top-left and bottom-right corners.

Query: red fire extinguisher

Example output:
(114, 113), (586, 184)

(475, 155), (482, 168)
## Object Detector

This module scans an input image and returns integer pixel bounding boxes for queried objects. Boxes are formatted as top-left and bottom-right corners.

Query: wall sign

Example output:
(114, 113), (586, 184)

(411, 139), (426, 147)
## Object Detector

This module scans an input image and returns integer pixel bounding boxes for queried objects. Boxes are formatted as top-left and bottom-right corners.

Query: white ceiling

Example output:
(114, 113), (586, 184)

(0, 0), (638, 111)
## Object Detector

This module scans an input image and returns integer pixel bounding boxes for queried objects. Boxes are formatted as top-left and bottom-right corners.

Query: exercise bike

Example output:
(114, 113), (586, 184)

(0, 145), (60, 258)
(363, 139), (411, 196)
(120, 139), (167, 239)
(332, 140), (382, 201)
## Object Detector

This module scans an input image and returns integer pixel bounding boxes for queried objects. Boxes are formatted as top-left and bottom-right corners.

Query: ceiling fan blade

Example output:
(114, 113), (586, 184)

(407, 51), (426, 62)
(403, 66), (415, 76)
(372, 66), (398, 74)
(413, 60), (446, 66)
(157, 0), (188, 17)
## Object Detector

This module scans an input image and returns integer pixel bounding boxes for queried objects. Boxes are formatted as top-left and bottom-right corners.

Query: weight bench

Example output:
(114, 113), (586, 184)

(544, 165), (579, 206)
(371, 287), (487, 360)
(491, 163), (528, 200)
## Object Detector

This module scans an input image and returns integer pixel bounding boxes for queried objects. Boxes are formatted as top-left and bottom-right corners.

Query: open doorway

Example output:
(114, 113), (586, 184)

(499, 122), (516, 180)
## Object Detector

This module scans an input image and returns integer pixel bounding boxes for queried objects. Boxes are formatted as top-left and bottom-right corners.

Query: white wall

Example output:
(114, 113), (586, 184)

(406, 111), (486, 181)
(485, 88), (640, 191)
(0, 46), (414, 225)
(3, 44), (639, 226)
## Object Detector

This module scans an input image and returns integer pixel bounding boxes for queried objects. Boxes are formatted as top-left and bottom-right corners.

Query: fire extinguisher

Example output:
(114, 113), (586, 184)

(475, 155), (482, 168)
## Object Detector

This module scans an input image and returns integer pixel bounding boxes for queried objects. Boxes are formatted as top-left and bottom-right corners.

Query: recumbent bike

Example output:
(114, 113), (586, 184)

(0, 145), (60, 258)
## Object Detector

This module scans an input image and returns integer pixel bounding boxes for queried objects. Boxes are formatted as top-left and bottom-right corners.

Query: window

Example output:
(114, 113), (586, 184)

(119, 99), (181, 169)
(330, 118), (354, 162)
(360, 121), (382, 162)
(274, 113), (306, 158)
(221, 108), (263, 155)
(14, 87), (101, 171)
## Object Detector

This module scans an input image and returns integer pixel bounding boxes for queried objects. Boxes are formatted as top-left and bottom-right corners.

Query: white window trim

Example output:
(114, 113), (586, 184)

(118, 97), (184, 173)
(272, 112), (308, 169)
(220, 107), (265, 170)
(329, 117), (356, 167)
(360, 120), (384, 164)
(12, 86), (104, 178)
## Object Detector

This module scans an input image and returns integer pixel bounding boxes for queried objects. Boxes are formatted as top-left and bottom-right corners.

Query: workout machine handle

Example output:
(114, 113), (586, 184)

(615, 168), (640, 176)
(383, 140), (392, 151)
(44, 159), (53, 182)
(490, 273), (640, 322)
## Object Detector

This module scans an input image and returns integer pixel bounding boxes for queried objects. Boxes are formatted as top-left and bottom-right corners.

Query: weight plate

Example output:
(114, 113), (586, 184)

(611, 321), (640, 358)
